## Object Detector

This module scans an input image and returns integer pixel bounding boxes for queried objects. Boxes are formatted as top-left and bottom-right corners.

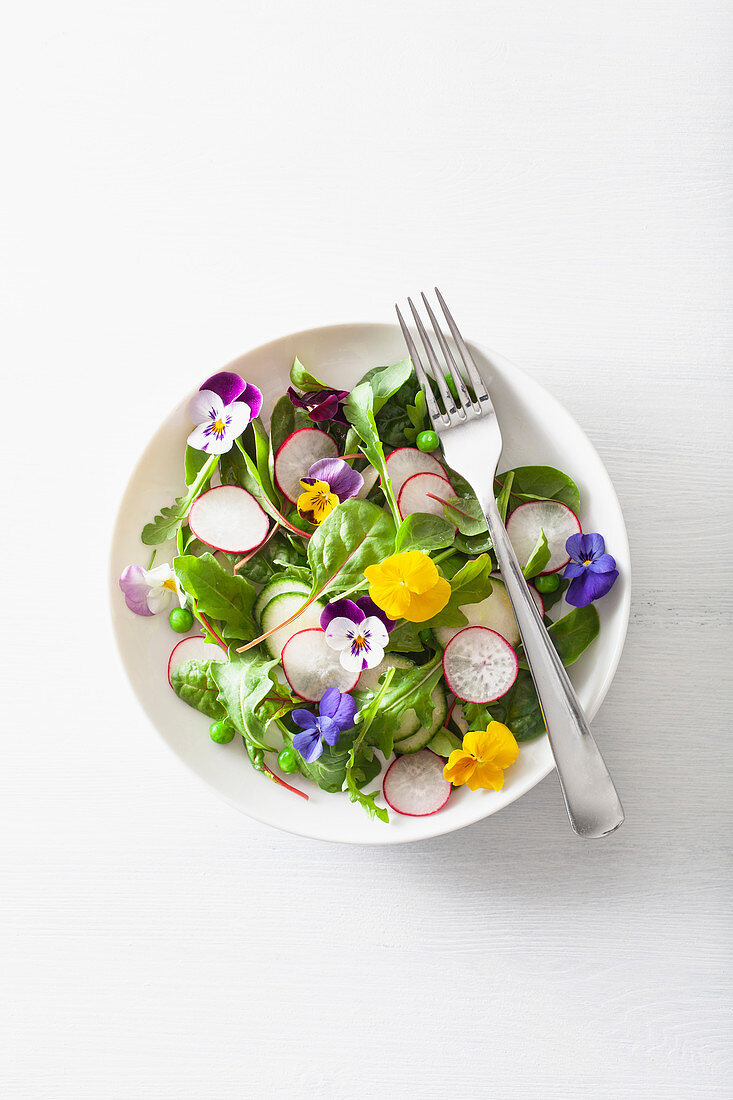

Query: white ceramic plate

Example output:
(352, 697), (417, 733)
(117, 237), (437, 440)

(110, 323), (630, 844)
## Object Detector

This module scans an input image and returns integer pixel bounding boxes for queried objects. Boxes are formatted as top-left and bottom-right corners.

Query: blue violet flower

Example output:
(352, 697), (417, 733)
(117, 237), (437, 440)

(291, 688), (358, 763)
(563, 532), (619, 607)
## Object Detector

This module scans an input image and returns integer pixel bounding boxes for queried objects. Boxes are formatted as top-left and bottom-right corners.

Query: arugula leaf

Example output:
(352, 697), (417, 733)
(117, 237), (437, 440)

(522, 528), (551, 579)
(495, 466), (581, 514)
(424, 554), (493, 629)
(290, 357), (331, 391)
(307, 499), (396, 596)
(170, 658), (227, 719)
(461, 701), (494, 730)
(211, 655), (280, 750)
(344, 383), (401, 522)
(517, 604), (599, 669)
(395, 513), (455, 554)
(385, 620), (425, 654)
(495, 470), (514, 523)
(366, 659), (443, 734)
(174, 553), (257, 642)
(141, 454), (219, 545)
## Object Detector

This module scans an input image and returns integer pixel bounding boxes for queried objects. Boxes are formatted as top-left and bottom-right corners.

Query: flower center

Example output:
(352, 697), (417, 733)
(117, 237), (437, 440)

(352, 633), (368, 651)
(213, 418), (226, 434)
(583, 559), (592, 567)
(163, 578), (178, 592)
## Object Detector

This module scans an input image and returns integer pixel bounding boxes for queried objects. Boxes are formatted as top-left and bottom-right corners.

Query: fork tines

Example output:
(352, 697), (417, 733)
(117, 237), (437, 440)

(395, 288), (492, 427)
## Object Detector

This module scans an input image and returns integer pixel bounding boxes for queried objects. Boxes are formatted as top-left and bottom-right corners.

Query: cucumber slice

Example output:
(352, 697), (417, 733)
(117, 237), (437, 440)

(254, 575), (311, 621)
(394, 684), (447, 755)
(260, 591), (325, 658)
(433, 577), (544, 650)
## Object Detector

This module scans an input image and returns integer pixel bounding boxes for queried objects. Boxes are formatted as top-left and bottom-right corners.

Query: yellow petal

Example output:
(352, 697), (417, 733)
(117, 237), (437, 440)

(368, 580), (412, 620)
(465, 761), (505, 791)
(403, 576), (451, 622)
(484, 721), (519, 769)
(443, 750), (477, 786)
(397, 551), (440, 594)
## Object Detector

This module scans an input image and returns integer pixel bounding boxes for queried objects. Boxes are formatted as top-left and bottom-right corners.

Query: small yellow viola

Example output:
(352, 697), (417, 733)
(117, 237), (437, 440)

(364, 550), (450, 623)
(297, 479), (338, 525)
(443, 722), (519, 791)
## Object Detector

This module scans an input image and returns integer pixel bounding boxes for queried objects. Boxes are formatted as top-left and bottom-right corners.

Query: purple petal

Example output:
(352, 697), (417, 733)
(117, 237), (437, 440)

(589, 552), (617, 574)
(238, 381), (263, 419)
(307, 458), (364, 501)
(320, 598), (365, 632)
(287, 386), (308, 410)
(354, 595), (396, 633)
(582, 532), (607, 560)
(309, 394), (341, 421)
(565, 569), (619, 607)
(291, 709), (318, 731)
(119, 565), (154, 616)
(565, 532), (587, 564)
(319, 687), (357, 730)
(292, 729), (323, 763)
(318, 715), (341, 746)
(563, 561), (586, 580)
(200, 371), (246, 405)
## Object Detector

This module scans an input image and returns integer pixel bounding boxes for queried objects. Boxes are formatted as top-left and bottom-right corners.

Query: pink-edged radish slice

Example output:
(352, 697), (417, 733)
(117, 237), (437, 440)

(385, 446), (444, 499)
(505, 500), (581, 575)
(383, 750), (452, 817)
(398, 472), (456, 520)
(530, 587), (545, 617)
(442, 626), (518, 704)
(281, 628), (360, 702)
(168, 636), (226, 687)
(355, 465), (379, 499)
(274, 428), (339, 504)
(189, 485), (270, 554)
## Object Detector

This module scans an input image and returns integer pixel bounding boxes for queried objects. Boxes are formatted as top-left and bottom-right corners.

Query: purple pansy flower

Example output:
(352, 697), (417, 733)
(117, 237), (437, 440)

(291, 687), (358, 763)
(320, 597), (392, 673)
(563, 532), (619, 607)
(288, 386), (350, 424)
(187, 372), (263, 455)
(300, 457), (364, 501)
(119, 563), (186, 617)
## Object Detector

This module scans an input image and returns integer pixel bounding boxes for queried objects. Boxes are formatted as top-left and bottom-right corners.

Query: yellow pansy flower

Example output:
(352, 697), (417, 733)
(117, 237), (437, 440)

(364, 550), (451, 622)
(297, 479), (338, 525)
(443, 722), (519, 791)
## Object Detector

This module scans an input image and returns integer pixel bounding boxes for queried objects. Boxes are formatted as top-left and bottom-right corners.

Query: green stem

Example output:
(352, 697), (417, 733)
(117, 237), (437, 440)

(353, 668), (396, 740)
(432, 549), (455, 566)
(146, 550), (157, 569)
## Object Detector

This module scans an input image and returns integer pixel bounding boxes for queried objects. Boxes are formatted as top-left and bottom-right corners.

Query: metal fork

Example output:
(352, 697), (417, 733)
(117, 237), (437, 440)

(396, 289), (624, 839)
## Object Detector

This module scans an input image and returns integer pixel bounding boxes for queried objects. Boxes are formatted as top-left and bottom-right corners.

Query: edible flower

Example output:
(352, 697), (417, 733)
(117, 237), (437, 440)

(119, 563), (186, 617)
(297, 458), (364, 525)
(288, 386), (349, 424)
(443, 723), (519, 791)
(291, 687), (358, 763)
(563, 532), (619, 607)
(321, 596), (394, 673)
(187, 371), (263, 454)
(364, 550), (451, 623)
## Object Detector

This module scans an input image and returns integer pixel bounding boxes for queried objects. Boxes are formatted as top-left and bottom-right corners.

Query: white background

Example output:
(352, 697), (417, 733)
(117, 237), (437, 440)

(1, 1), (731, 1097)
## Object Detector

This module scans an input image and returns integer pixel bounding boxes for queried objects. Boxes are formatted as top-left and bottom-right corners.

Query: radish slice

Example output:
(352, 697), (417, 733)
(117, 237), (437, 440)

(189, 485), (270, 554)
(442, 626), (518, 703)
(274, 428), (339, 504)
(383, 750), (452, 816)
(168, 636), (226, 687)
(506, 500), (581, 575)
(355, 465), (379, 499)
(281, 628), (360, 701)
(385, 447), (445, 499)
(398, 472), (456, 520)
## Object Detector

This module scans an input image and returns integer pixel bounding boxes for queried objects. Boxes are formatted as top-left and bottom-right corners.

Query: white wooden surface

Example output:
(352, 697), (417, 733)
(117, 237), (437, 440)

(2, 1), (731, 1096)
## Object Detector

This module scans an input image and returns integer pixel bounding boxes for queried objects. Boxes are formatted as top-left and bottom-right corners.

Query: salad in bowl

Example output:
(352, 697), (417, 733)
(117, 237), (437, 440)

(118, 356), (619, 823)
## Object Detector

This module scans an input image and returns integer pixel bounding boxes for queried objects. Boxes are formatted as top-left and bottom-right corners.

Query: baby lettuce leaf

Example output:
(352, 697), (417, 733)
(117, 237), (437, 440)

(395, 513), (455, 555)
(289, 357), (331, 391)
(171, 658), (227, 719)
(495, 466), (581, 515)
(357, 359), (413, 413)
(307, 499), (396, 595)
(424, 554), (494, 629)
(211, 655), (280, 750)
(522, 529), (551, 579)
(517, 604), (600, 669)
(174, 553), (257, 642)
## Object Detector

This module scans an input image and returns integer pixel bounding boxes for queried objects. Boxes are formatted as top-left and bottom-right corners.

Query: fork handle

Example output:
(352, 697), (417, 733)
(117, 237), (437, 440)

(483, 495), (624, 838)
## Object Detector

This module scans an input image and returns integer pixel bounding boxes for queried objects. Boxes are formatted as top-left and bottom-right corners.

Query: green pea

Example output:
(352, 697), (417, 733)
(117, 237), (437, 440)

(286, 509), (312, 532)
(444, 373), (459, 402)
(169, 607), (194, 633)
(534, 573), (560, 593)
(416, 430), (440, 452)
(278, 746), (299, 774)
(209, 720), (235, 744)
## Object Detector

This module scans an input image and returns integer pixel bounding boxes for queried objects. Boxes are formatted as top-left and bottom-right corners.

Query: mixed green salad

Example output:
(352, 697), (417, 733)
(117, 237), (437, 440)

(119, 357), (618, 821)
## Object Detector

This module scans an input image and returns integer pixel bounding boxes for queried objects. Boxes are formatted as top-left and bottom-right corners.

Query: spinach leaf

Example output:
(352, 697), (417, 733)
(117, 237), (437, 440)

(269, 394), (311, 455)
(424, 554), (493, 629)
(170, 658), (227, 719)
(141, 454), (219, 545)
(395, 513), (455, 554)
(251, 418), (278, 503)
(357, 359), (413, 413)
(522, 529), (551, 579)
(495, 466), (580, 514)
(440, 495), (487, 537)
(428, 727), (462, 757)
(184, 445), (210, 487)
(307, 499), (396, 596)
(174, 553), (257, 642)
(517, 604), (599, 669)
(539, 578), (569, 612)
(290, 357), (331, 391)
(453, 529), (494, 555)
(403, 389), (428, 444)
(489, 671), (545, 741)
(212, 655), (280, 750)
(495, 470), (514, 523)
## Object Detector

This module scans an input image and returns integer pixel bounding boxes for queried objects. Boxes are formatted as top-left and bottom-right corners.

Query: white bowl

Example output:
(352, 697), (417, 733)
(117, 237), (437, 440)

(110, 322), (630, 844)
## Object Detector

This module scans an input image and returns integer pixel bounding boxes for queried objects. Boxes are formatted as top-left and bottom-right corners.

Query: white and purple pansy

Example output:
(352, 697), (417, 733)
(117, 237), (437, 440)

(187, 371), (263, 455)
(320, 596), (395, 673)
(291, 688), (358, 763)
(119, 563), (187, 617)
